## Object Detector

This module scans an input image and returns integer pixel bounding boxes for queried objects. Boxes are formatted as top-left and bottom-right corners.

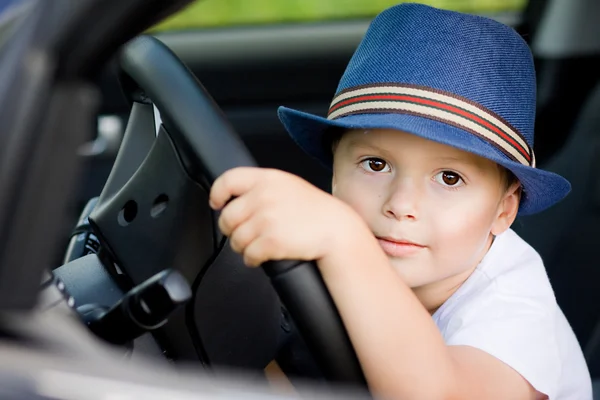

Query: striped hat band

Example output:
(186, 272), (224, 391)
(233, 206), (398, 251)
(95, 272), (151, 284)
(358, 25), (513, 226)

(327, 83), (535, 168)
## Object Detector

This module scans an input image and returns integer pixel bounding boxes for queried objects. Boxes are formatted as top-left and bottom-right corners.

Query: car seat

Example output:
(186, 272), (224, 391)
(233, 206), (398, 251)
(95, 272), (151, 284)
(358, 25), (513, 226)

(514, 82), (600, 379)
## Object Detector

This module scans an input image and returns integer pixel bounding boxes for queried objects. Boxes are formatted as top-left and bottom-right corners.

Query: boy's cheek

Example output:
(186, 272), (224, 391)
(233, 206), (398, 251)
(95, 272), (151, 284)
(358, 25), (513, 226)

(332, 188), (378, 228)
(429, 208), (496, 269)
(333, 172), (386, 208)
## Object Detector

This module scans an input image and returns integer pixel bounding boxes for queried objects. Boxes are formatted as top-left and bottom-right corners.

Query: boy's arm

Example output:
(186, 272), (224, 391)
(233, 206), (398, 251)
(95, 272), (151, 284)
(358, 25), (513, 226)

(209, 168), (541, 400)
(319, 232), (540, 400)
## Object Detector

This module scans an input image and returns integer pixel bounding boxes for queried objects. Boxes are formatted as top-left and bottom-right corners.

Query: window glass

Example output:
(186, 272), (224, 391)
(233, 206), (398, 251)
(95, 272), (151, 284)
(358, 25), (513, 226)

(151, 0), (527, 32)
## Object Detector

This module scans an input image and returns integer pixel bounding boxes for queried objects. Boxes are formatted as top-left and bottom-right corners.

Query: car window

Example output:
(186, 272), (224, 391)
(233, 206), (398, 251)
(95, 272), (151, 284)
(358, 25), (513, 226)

(151, 0), (527, 32)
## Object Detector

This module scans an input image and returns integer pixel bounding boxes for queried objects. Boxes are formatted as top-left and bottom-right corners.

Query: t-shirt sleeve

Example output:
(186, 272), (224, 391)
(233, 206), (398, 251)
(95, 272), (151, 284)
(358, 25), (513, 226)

(441, 293), (561, 398)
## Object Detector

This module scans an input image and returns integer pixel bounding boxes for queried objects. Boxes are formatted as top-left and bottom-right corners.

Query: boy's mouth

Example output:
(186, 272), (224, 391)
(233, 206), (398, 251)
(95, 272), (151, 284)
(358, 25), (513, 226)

(376, 236), (426, 258)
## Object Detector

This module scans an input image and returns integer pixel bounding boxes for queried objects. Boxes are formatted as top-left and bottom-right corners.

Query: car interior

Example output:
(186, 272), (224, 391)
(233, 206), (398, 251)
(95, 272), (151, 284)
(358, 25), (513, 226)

(0, 0), (598, 398)
(65, 0), (600, 387)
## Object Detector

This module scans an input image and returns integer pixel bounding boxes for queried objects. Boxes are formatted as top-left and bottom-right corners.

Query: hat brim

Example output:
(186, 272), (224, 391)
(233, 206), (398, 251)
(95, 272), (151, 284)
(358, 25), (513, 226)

(278, 106), (570, 216)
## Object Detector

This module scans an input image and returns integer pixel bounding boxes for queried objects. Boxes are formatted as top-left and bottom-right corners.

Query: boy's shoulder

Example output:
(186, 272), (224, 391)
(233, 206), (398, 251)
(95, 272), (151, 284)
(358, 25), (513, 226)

(440, 228), (554, 315)
(433, 228), (558, 337)
(477, 229), (551, 295)
(432, 229), (591, 399)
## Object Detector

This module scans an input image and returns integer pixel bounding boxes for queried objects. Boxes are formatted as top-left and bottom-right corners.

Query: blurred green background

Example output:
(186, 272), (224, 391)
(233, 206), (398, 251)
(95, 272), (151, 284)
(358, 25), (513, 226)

(152, 0), (527, 31)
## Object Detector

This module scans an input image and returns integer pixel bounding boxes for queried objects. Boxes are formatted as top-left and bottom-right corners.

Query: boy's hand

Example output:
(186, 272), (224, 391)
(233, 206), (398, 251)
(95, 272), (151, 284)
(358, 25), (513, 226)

(209, 167), (366, 267)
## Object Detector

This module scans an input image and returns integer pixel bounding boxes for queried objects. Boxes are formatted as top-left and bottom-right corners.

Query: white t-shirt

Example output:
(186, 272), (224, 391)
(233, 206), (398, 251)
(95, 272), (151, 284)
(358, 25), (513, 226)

(433, 229), (592, 399)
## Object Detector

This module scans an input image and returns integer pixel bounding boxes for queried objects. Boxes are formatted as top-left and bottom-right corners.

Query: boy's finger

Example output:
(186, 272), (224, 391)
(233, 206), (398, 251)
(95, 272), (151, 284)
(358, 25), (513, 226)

(218, 195), (254, 236)
(209, 167), (260, 209)
(242, 236), (271, 268)
(242, 234), (287, 268)
(229, 218), (260, 254)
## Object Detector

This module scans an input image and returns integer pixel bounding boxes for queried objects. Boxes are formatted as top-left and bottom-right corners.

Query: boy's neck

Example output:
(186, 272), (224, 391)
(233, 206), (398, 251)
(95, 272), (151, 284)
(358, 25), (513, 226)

(413, 267), (477, 314)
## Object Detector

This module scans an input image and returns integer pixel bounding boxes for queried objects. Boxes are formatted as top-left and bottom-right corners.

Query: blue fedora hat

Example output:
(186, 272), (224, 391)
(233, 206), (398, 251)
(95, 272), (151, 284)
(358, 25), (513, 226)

(278, 3), (570, 215)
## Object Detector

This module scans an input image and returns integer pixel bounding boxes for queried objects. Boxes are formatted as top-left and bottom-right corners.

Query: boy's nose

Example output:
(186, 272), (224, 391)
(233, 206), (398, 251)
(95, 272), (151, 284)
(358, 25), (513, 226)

(381, 179), (420, 221)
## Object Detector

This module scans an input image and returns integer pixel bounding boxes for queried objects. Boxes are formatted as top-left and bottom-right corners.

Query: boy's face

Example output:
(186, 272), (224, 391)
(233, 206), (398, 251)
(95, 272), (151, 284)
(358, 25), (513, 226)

(332, 128), (520, 294)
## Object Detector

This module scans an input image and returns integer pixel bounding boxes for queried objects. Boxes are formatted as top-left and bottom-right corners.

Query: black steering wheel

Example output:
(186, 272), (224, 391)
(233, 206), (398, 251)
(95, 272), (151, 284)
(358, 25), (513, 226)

(90, 35), (367, 387)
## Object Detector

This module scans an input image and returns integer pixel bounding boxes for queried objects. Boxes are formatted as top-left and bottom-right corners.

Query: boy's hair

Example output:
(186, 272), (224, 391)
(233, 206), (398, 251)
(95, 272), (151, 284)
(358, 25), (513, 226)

(328, 127), (519, 193)
(327, 127), (344, 154)
(500, 166), (519, 192)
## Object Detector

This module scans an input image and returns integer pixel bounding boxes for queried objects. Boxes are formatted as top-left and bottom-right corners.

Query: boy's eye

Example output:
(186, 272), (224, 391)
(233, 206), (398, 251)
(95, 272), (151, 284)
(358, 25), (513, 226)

(434, 171), (464, 187)
(360, 158), (390, 173)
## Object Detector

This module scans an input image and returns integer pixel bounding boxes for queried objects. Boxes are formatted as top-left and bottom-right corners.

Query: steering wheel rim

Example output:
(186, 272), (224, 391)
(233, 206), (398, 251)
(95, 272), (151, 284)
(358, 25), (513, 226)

(117, 35), (367, 387)
(118, 36), (255, 182)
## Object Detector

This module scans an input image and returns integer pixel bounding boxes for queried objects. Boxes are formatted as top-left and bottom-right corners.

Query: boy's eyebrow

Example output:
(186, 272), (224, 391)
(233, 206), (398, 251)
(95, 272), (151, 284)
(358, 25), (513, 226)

(435, 156), (466, 163)
(345, 141), (485, 171)
(345, 138), (374, 149)
(435, 155), (486, 171)
(345, 139), (394, 157)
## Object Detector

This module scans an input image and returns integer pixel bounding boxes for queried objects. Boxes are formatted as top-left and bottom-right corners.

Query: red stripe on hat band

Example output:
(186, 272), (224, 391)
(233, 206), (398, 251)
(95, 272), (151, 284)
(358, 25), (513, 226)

(329, 94), (531, 162)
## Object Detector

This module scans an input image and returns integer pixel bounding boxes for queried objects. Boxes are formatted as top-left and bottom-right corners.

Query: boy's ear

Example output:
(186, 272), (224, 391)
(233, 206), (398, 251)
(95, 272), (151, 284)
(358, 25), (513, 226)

(491, 183), (521, 236)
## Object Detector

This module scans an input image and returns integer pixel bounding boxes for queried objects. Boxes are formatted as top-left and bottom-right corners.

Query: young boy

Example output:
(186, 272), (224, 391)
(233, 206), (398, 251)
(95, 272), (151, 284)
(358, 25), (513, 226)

(209, 3), (592, 399)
